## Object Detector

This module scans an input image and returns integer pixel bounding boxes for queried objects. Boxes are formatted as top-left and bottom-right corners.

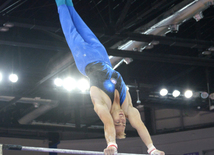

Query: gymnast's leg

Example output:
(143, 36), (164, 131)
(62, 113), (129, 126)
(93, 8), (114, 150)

(55, 0), (86, 53)
(65, 0), (102, 46)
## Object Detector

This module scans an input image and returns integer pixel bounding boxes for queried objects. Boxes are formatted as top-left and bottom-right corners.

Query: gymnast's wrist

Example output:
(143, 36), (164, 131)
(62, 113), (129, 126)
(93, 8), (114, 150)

(147, 144), (156, 154)
(107, 142), (118, 150)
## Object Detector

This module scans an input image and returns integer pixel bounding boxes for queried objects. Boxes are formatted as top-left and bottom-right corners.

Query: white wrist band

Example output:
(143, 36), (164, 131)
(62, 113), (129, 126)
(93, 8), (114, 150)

(107, 142), (118, 149)
(147, 145), (156, 154)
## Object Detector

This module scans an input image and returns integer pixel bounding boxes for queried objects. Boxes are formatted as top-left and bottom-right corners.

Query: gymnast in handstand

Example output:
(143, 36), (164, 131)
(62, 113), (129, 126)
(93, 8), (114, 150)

(55, 1), (165, 155)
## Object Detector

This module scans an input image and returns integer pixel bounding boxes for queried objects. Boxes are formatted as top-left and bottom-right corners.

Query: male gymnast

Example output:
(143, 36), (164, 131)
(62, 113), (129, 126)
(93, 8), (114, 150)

(55, 0), (165, 155)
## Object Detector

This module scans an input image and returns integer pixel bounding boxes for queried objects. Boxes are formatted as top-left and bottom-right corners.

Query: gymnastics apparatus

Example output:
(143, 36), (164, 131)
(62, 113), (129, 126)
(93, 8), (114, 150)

(0, 144), (148, 155)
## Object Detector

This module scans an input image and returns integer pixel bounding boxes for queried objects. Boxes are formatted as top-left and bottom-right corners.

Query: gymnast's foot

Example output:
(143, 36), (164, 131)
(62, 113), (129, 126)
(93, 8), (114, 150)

(55, 0), (73, 6)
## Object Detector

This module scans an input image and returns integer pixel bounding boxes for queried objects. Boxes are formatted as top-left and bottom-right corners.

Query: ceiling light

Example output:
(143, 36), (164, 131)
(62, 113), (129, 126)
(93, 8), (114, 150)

(77, 79), (90, 92)
(3, 22), (14, 28)
(54, 78), (63, 87)
(160, 88), (168, 96)
(63, 77), (76, 91)
(9, 74), (18, 83)
(0, 27), (9, 32)
(0, 73), (2, 82)
(201, 92), (209, 99)
(202, 51), (211, 55)
(209, 93), (214, 100)
(172, 90), (180, 97)
(184, 90), (193, 98)
(208, 47), (214, 51)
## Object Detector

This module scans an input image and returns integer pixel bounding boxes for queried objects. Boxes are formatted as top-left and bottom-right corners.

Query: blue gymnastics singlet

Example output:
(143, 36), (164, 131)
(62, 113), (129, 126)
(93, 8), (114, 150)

(56, 1), (112, 76)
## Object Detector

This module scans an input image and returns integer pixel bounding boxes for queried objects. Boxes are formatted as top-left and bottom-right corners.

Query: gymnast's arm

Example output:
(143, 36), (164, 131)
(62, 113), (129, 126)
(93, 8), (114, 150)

(127, 106), (153, 147)
(127, 105), (165, 155)
(93, 102), (116, 144)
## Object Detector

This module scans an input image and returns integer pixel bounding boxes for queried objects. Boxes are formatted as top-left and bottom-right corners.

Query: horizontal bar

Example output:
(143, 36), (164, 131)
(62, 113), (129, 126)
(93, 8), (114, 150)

(1, 144), (147, 155)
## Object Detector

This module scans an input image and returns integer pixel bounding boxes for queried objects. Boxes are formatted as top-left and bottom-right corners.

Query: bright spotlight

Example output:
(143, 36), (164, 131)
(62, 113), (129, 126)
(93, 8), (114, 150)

(172, 90), (180, 97)
(63, 77), (76, 91)
(9, 74), (18, 83)
(184, 90), (193, 98)
(160, 88), (168, 96)
(54, 78), (63, 87)
(0, 73), (2, 82)
(77, 79), (90, 92)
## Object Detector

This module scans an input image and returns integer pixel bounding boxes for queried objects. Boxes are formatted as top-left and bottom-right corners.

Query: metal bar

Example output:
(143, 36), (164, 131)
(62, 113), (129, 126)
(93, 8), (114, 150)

(0, 39), (68, 52)
(1, 144), (146, 155)
(107, 49), (214, 68)
(115, 0), (132, 30)
(119, 33), (213, 49)
(0, 32), (212, 51)
(0, 144), (2, 155)
(0, 0), (22, 14)
(0, 19), (61, 32)
(0, 0), (13, 12)
(119, 0), (170, 32)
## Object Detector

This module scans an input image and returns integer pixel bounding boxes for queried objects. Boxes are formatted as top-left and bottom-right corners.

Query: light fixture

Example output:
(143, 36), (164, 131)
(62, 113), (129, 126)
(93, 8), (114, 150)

(54, 78), (63, 87)
(3, 22), (14, 28)
(0, 27), (9, 32)
(172, 90), (180, 98)
(77, 79), (90, 92)
(202, 51), (212, 55)
(63, 77), (76, 91)
(208, 47), (214, 51)
(0, 73), (2, 82)
(184, 90), (193, 98)
(201, 92), (209, 99)
(160, 88), (168, 96)
(209, 93), (214, 100)
(9, 74), (18, 83)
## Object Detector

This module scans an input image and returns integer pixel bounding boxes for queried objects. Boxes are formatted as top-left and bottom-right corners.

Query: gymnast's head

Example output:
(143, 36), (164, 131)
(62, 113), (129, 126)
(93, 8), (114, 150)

(111, 109), (126, 139)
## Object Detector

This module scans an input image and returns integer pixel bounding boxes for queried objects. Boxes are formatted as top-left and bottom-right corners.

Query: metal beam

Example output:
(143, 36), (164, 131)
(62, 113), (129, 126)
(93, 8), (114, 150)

(115, 0), (132, 30)
(118, 0), (170, 32)
(0, 39), (68, 52)
(0, 0), (13, 12)
(0, 0), (28, 15)
(1, 37), (214, 68)
(107, 48), (214, 67)
(0, 18), (61, 32)
(118, 33), (213, 49)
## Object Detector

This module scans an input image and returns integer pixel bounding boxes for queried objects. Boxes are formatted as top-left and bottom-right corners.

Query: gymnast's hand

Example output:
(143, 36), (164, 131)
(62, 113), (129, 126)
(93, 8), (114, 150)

(149, 149), (165, 155)
(104, 145), (117, 155)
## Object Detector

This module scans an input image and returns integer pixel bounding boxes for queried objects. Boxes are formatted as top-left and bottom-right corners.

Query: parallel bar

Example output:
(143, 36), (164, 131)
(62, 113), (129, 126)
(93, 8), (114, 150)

(2, 144), (146, 155)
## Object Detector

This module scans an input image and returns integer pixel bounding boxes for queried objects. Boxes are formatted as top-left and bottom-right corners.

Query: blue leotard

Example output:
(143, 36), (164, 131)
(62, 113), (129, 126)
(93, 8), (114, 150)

(56, 0), (127, 104)
(56, 1), (111, 76)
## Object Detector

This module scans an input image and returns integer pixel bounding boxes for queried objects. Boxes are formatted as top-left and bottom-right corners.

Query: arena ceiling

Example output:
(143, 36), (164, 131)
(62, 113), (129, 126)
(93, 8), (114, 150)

(0, 0), (214, 141)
